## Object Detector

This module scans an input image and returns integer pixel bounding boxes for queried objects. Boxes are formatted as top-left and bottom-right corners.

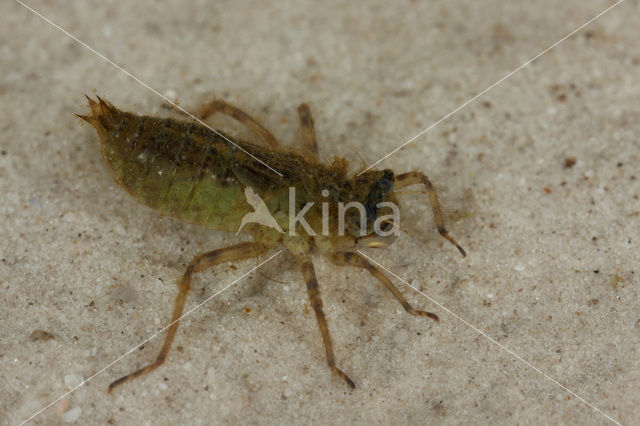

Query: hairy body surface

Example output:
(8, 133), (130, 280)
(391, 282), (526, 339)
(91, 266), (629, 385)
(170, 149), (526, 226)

(78, 96), (465, 391)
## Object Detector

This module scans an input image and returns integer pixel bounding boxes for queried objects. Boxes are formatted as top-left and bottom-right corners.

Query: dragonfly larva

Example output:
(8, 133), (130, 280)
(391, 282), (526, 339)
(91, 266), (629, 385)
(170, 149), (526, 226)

(77, 95), (465, 391)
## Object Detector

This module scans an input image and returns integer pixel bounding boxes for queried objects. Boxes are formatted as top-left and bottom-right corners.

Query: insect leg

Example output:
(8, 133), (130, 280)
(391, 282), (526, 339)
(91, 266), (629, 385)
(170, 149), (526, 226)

(109, 241), (270, 392)
(395, 171), (466, 257)
(297, 103), (319, 154)
(331, 251), (439, 321)
(299, 257), (355, 388)
(196, 99), (281, 150)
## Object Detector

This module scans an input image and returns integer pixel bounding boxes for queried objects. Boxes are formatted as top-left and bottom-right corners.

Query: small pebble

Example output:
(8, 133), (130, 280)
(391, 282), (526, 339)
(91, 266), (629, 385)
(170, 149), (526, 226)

(61, 407), (82, 423)
(64, 373), (82, 389)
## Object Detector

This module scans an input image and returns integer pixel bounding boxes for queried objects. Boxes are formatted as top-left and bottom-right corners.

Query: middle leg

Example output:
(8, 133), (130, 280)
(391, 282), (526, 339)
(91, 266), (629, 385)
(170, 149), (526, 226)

(297, 103), (319, 154)
(298, 256), (355, 388)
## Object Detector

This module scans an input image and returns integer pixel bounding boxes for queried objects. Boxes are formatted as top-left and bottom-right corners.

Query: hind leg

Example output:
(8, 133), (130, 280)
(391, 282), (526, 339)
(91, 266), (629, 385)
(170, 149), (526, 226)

(109, 241), (270, 391)
(196, 99), (280, 149)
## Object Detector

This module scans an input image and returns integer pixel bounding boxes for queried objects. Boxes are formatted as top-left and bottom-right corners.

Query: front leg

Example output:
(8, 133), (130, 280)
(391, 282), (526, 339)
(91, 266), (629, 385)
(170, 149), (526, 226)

(331, 251), (438, 321)
(395, 171), (466, 257)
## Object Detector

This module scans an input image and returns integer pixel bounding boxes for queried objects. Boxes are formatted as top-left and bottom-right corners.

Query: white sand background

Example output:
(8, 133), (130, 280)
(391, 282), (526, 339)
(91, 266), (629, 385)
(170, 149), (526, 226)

(1, 0), (638, 424)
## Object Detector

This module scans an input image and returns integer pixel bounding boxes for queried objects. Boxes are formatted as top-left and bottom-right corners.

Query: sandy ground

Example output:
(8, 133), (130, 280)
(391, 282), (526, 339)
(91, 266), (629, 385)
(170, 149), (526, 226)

(1, 0), (639, 425)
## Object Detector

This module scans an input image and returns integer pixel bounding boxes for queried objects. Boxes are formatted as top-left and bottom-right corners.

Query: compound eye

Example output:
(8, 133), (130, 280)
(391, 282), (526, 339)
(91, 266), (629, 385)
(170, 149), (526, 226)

(378, 170), (394, 189)
(376, 174), (393, 190)
(378, 178), (391, 190)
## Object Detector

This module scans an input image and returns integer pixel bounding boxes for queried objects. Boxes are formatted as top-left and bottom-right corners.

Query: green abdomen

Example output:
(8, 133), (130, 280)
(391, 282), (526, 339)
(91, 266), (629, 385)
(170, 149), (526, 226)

(99, 112), (252, 232)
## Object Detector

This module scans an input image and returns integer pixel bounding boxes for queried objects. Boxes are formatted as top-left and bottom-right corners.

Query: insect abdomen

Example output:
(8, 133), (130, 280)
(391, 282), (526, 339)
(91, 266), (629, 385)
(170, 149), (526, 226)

(80, 97), (250, 232)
